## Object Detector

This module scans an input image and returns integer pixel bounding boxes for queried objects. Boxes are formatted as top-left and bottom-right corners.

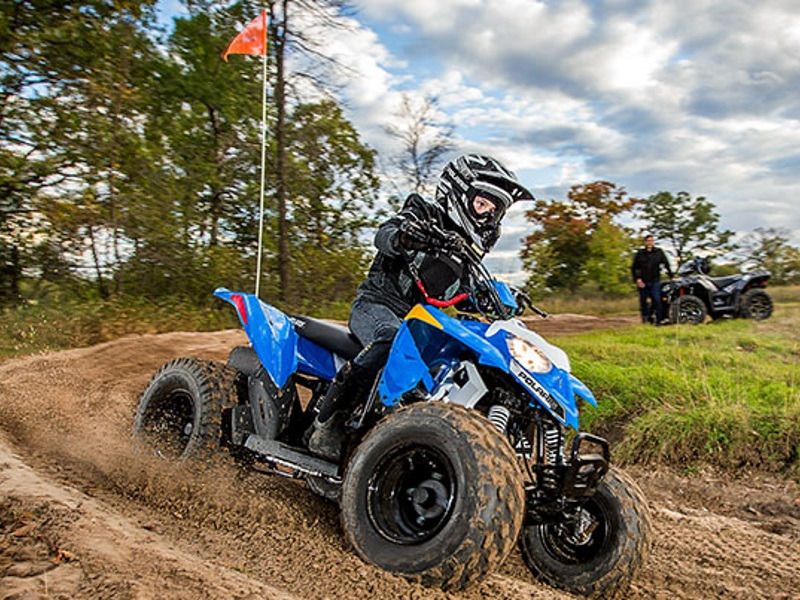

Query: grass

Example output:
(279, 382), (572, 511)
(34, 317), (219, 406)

(0, 296), (239, 361)
(533, 292), (635, 316)
(559, 302), (800, 476)
(0, 292), (354, 362)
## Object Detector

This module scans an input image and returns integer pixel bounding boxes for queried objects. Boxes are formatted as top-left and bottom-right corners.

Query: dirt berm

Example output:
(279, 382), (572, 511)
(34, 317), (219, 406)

(1, 324), (799, 598)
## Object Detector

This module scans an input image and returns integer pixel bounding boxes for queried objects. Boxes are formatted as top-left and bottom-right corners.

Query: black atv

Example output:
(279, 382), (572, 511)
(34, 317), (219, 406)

(661, 257), (773, 325)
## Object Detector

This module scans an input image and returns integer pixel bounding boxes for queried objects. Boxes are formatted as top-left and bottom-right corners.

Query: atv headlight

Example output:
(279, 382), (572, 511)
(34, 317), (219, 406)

(506, 336), (552, 373)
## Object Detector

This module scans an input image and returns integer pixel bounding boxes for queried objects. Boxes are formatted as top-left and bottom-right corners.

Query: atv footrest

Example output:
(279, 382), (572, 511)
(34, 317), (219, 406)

(244, 435), (340, 480)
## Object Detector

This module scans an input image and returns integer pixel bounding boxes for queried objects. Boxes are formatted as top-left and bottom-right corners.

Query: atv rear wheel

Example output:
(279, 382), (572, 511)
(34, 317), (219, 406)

(739, 289), (773, 320)
(520, 468), (651, 598)
(341, 403), (524, 591)
(133, 358), (238, 460)
(670, 294), (707, 325)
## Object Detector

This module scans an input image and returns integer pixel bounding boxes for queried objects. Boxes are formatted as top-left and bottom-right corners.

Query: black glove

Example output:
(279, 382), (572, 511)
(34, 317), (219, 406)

(397, 218), (438, 251)
(509, 287), (548, 318)
(439, 230), (466, 252)
(510, 286), (529, 316)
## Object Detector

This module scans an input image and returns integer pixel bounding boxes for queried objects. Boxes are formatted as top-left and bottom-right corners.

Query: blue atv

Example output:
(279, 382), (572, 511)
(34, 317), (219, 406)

(133, 230), (651, 596)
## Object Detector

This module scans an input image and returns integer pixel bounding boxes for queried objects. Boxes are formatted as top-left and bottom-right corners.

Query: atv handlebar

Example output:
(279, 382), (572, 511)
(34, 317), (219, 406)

(417, 220), (548, 321)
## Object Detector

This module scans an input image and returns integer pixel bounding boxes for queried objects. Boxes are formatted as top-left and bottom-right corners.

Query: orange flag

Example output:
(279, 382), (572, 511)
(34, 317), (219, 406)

(222, 10), (268, 62)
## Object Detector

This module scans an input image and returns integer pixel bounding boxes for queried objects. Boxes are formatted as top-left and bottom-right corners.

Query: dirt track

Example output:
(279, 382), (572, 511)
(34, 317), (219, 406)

(1, 323), (799, 599)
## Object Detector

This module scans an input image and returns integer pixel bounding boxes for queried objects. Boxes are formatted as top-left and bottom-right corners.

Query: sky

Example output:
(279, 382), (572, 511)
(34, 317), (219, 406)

(158, 0), (800, 280)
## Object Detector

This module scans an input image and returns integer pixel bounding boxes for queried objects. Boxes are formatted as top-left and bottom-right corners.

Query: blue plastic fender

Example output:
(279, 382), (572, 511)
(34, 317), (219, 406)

(377, 303), (591, 430)
(214, 288), (298, 389)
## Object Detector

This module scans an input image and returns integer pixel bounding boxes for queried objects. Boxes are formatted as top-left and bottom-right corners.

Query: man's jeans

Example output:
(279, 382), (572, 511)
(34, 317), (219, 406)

(638, 281), (663, 323)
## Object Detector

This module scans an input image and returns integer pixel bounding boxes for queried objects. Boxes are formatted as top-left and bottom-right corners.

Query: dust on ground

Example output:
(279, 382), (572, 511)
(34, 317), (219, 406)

(1, 322), (798, 599)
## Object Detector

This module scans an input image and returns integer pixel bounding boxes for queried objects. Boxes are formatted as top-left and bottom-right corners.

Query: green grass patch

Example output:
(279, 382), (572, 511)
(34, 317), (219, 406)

(559, 306), (800, 476)
(0, 297), (240, 361)
(768, 284), (800, 305)
(534, 292), (635, 316)
(0, 292), (353, 363)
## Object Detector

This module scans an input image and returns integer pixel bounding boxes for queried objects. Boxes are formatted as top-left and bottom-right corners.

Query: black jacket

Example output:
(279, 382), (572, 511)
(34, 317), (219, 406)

(355, 194), (470, 317)
(631, 247), (673, 283)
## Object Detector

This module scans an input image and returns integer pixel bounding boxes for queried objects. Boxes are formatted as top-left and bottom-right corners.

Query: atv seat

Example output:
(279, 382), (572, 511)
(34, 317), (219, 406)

(704, 275), (741, 290)
(290, 315), (363, 360)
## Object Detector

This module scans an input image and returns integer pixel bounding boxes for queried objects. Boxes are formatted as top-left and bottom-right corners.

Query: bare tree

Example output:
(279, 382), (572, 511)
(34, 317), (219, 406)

(385, 94), (454, 196)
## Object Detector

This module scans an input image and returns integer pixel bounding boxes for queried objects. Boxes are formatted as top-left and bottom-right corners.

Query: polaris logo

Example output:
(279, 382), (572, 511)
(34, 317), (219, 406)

(510, 360), (565, 420)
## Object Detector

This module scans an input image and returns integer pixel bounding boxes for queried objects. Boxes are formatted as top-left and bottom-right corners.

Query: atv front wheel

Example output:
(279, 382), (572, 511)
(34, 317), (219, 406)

(739, 289), (773, 320)
(133, 358), (238, 460)
(341, 403), (524, 591)
(520, 468), (651, 598)
(670, 293), (707, 325)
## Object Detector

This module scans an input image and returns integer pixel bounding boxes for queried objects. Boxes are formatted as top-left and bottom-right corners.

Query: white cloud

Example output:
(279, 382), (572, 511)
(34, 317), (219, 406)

(301, 0), (800, 278)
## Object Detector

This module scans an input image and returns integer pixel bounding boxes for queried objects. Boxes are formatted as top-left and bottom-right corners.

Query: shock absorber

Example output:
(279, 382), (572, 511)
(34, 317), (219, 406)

(540, 419), (562, 491)
(543, 421), (561, 465)
(487, 404), (511, 434)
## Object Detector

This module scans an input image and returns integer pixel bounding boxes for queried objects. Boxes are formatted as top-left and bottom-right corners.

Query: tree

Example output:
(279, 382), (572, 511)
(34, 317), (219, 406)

(385, 93), (454, 199)
(584, 216), (637, 295)
(122, 5), (265, 299)
(262, 0), (358, 302)
(116, 4), (377, 306)
(282, 100), (378, 307)
(1, 1), (160, 301)
(0, 1), (157, 302)
(2, 0), (378, 312)
(521, 181), (636, 294)
(738, 227), (800, 285)
(638, 191), (735, 267)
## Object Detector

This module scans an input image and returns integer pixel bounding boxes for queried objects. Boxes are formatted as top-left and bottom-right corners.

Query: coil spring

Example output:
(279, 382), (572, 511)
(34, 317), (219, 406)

(544, 423), (560, 465)
(487, 404), (511, 434)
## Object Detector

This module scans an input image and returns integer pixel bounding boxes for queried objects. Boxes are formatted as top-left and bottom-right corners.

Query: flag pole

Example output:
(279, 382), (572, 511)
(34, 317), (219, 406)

(255, 9), (268, 297)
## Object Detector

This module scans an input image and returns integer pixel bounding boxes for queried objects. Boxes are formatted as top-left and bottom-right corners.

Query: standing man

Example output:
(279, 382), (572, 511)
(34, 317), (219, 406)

(631, 234), (673, 325)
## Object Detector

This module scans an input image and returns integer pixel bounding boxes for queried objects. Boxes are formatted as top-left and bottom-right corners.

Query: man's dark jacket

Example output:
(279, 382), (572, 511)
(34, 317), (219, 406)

(631, 247), (673, 283)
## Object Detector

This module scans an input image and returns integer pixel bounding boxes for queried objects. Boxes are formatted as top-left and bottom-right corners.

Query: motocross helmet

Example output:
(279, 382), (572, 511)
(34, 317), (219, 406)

(435, 154), (535, 252)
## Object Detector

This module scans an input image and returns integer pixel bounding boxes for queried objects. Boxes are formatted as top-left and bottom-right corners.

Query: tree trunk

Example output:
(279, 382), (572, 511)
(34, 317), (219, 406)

(273, 0), (290, 303)
(9, 242), (20, 303)
(207, 103), (223, 248)
(87, 224), (109, 300)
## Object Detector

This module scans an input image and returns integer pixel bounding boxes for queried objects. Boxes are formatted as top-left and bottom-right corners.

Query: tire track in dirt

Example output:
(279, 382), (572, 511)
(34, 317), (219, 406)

(1, 328), (798, 599)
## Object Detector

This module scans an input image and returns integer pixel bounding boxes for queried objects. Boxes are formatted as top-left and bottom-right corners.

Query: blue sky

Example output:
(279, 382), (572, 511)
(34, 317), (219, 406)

(158, 0), (800, 278)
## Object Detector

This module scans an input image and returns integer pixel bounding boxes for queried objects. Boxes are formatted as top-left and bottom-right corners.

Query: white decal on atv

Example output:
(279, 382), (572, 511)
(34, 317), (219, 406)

(510, 360), (564, 419)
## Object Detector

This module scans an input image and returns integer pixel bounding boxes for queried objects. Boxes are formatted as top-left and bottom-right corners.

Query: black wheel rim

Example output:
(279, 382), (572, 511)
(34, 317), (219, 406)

(366, 444), (457, 545)
(679, 299), (703, 323)
(538, 497), (611, 565)
(747, 295), (771, 319)
(141, 388), (196, 457)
